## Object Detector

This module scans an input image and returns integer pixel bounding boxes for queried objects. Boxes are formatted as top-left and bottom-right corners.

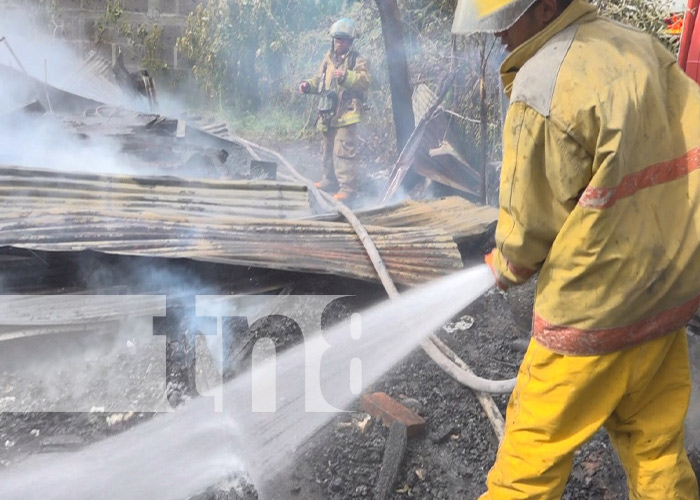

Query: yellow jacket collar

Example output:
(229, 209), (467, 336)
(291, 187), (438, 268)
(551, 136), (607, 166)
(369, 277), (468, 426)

(500, 0), (597, 96)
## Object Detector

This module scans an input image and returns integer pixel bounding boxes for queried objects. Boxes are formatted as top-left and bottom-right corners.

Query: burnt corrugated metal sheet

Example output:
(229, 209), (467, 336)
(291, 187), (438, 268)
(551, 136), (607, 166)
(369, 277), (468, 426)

(0, 165), (312, 219)
(0, 61), (272, 181)
(351, 197), (497, 243)
(0, 165), (464, 286)
(0, 64), (105, 115)
(0, 214), (462, 286)
(315, 196), (498, 255)
(58, 50), (126, 106)
(411, 83), (481, 195)
(0, 294), (166, 342)
(0, 56), (481, 288)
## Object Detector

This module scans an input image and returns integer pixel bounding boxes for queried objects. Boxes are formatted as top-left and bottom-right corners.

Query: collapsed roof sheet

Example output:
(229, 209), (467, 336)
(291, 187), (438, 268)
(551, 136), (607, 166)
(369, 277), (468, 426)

(0, 165), (312, 219)
(0, 165), (469, 286)
(0, 51), (494, 288)
(341, 197), (497, 243)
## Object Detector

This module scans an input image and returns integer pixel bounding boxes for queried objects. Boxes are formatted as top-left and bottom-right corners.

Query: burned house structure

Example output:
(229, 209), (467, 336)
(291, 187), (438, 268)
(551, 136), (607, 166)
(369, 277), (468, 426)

(0, 39), (500, 409)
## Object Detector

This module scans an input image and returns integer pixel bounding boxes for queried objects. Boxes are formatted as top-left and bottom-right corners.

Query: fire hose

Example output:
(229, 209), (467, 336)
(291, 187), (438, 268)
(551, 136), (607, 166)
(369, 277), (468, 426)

(229, 133), (516, 439)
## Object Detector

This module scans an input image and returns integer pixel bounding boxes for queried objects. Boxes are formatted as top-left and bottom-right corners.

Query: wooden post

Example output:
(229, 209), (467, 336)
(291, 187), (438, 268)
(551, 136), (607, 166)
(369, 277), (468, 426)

(374, 0), (415, 152)
(374, 421), (408, 500)
(479, 35), (488, 204)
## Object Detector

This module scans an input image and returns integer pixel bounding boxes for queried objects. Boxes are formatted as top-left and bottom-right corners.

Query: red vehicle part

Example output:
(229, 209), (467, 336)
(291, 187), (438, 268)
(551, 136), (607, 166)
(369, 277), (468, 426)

(679, 0), (700, 83)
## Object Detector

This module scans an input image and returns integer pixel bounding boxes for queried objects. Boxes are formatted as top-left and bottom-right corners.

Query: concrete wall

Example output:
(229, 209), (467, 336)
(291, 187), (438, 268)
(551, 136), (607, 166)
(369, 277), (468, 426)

(1, 0), (206, 69)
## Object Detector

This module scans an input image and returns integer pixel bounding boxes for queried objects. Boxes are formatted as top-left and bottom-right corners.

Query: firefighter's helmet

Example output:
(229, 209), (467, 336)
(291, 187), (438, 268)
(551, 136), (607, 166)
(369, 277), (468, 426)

(330, 18), (357, 40)
(452, 0), (539, 34)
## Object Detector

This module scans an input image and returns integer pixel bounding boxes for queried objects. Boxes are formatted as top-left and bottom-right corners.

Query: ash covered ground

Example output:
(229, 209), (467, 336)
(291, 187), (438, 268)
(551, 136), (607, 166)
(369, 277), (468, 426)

(259, 285), (629, 500)
(2, 253), (697, 499)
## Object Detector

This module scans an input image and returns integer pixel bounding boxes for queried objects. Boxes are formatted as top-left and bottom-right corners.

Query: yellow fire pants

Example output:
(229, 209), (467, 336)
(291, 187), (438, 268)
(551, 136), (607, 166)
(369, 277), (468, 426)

(321, 124), (362, 195)
(480, 328), (699, 499)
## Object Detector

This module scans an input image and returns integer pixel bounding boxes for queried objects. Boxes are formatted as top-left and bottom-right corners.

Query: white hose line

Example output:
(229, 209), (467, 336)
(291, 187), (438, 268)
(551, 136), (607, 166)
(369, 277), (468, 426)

(425, 337), (507, 441)
(426, 336), (516, 399)
(228, 131), (515, 438)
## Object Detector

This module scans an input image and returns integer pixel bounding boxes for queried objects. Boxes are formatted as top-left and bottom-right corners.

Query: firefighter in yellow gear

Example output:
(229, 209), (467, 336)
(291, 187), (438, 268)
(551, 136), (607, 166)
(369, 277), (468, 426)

(454, 0), (700, 497)
(299, 18), (371, 202)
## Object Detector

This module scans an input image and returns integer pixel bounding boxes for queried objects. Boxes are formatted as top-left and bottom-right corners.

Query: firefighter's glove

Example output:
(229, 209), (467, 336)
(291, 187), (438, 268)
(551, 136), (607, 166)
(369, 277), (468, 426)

(299, 81), (310, 94)
(484, 248), (509, 291)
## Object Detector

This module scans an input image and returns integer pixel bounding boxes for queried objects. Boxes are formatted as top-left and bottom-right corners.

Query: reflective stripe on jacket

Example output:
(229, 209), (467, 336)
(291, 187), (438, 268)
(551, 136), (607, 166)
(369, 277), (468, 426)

(491, 0), (700, 355)
(304, 50), (370, 129)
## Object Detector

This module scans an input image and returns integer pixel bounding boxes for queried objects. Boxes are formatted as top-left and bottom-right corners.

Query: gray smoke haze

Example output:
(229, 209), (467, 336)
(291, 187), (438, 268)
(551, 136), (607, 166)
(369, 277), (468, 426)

(0, 5), (247, 413)
(0, 7), (127, 106)
(0, 259), (226, 414)
(0, 7), (147, 177)
(0, 110), (141, 174)
(0, 4), (212, 118)
(0, 6), (203, 177)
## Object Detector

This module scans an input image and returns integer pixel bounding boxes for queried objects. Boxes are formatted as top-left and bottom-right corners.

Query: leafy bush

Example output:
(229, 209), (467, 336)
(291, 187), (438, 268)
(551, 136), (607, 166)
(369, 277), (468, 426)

(176, 0), (349, 112)
(175, 0), (678, 170)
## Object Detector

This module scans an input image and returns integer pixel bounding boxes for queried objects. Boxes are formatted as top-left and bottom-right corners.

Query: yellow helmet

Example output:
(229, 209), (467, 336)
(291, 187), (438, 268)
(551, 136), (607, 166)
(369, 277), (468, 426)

(452, 0), (539, 34)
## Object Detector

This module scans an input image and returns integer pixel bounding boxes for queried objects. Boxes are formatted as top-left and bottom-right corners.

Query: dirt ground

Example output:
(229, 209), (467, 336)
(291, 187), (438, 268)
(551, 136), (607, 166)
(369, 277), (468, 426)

(250, 279), (700, 500)
(0, 256), (651, 500)
(259, 286), (635, 500)
(2, 252), (700, 500)
(0, 137), (698, 499)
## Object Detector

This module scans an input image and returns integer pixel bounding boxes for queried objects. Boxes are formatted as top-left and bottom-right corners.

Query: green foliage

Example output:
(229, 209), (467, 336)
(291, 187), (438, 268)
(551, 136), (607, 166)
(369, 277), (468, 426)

(176, 0), (352, 111)
(92, 0), (168, 74)
(228, 106), (308, 142)
(93, 0), (124, 44)
(176, 0), (233, 103)
(139, 25), (168, 73)
(174, 0), (680, 175)
(398, 0), (457, 33)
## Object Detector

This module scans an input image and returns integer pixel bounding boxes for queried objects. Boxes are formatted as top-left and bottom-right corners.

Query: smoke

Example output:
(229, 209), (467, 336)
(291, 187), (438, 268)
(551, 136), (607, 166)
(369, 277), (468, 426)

(0, 109), (142, 174)
(0, 294), (171, 413)
(0, 6), (214, 178)
(0, 7), (143, 176)
(0, 15), (74, 82)
(0, 255), (253, 413)
(0, 6), (265, 414)
(0, 7), (125, 105)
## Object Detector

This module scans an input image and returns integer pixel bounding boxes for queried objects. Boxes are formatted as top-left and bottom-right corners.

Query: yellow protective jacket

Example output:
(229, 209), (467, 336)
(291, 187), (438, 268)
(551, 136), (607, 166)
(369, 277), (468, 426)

(303, 49), (370, 129)
(491, 0), (700, 355)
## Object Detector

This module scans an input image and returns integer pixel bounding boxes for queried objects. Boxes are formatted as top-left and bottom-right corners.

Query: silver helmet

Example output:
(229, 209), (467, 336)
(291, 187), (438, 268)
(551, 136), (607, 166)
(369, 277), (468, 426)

(330, 18), (357, 40)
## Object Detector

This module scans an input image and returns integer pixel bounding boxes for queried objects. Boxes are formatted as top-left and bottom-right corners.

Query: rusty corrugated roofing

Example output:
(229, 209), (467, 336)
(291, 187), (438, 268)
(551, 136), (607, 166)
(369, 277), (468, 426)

(350, 197), (497, 242)
(411, 83), (481, 195)
(0, 57), (496, 288)
(0, 165), (312, 220)
(0, 165), (467, 286)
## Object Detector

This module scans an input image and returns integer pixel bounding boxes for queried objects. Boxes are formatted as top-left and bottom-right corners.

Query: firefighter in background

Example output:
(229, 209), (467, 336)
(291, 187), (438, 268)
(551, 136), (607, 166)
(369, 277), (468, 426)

(452, 0), (700, 497)
(299, 18), (370, 202)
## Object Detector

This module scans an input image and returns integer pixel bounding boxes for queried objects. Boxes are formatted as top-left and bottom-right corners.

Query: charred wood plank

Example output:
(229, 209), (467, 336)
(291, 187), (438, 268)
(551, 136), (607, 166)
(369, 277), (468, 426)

(374, 421), (408, 500)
